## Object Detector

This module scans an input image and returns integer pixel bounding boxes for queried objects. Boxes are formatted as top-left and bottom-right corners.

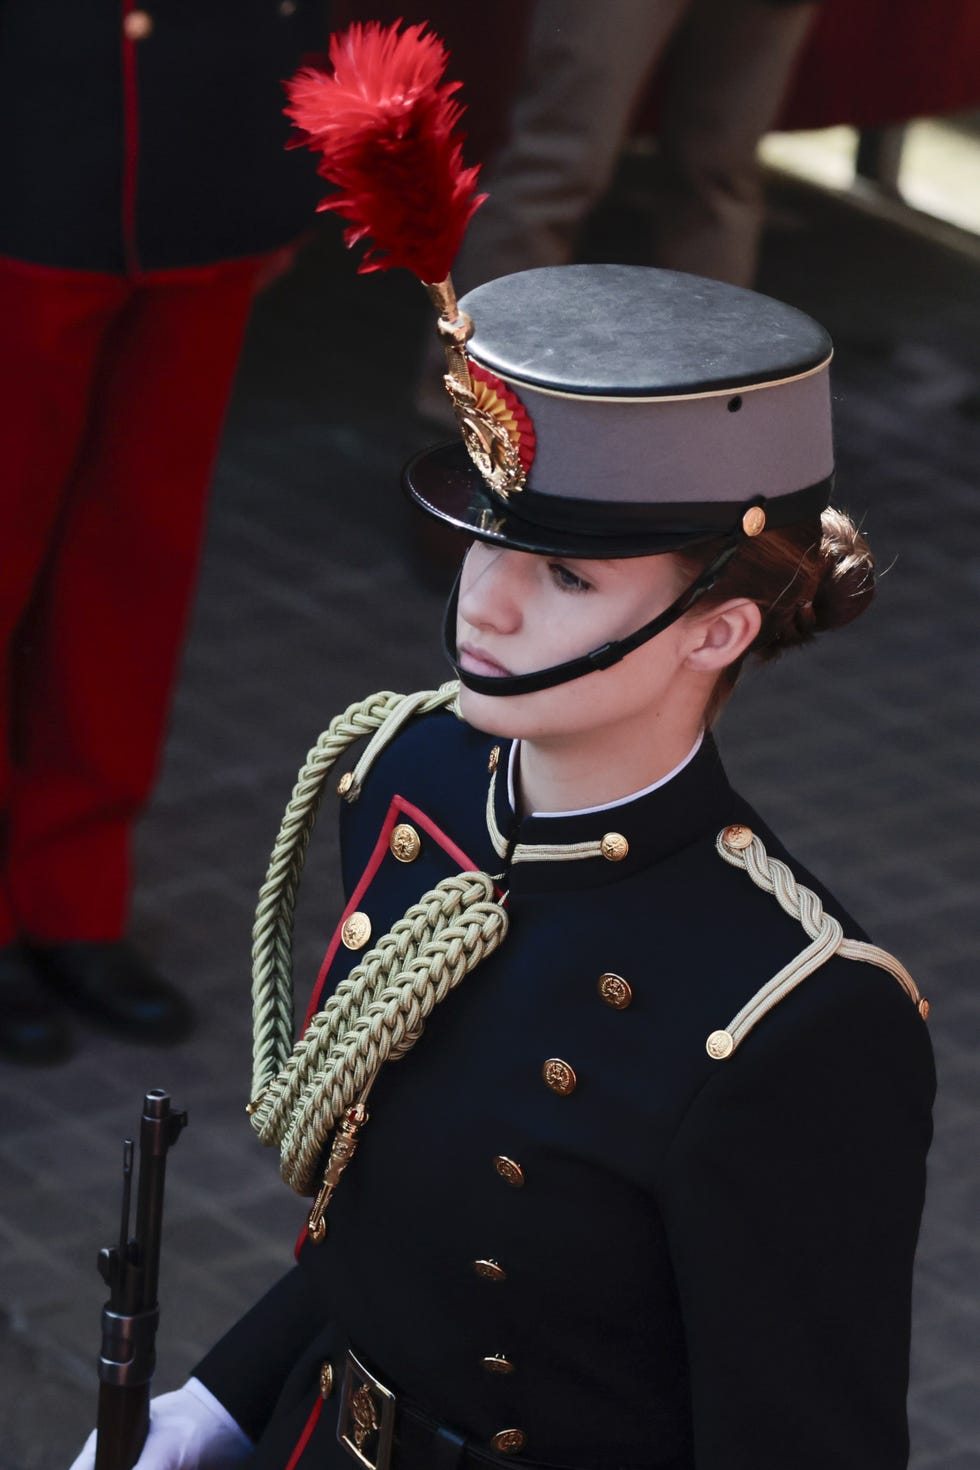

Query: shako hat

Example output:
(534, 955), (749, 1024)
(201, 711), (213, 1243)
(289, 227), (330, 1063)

(284, 20), (837, 695)
(404, 263), (835, 558)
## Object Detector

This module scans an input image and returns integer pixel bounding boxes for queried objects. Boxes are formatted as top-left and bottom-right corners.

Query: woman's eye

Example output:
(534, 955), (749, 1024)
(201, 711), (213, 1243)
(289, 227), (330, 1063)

(548, 562), (592, 593)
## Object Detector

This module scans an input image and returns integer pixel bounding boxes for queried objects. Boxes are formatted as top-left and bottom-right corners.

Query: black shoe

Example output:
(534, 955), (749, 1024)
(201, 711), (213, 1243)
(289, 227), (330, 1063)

(0, 943), (74, 1065)
(30, 940), (194, 1044)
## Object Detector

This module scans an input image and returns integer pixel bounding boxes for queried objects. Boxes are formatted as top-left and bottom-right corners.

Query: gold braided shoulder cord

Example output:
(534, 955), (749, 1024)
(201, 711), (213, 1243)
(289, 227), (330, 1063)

(705, 825), (928, 1061)
(246, 682), (510, 1203)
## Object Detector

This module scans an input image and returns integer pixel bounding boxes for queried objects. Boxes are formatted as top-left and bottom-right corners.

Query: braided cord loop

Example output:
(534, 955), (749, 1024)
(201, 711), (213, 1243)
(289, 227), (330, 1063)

(710, 826), (923, 1058)
(246, 682), (509, 1196)
(249, 683), (459, 1104)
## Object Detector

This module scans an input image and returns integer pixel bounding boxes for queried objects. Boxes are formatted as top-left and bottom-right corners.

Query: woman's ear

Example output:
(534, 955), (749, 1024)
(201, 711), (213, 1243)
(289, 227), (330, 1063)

(683, 599), (761, 673)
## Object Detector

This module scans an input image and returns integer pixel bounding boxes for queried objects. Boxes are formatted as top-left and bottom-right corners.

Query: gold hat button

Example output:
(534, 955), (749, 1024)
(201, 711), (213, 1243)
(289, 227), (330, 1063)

(482, 1354), (515, 1375)
(706, 1029), (735, 1060)
(319, 1361), (334, 1399)
(600, 832), (629, 862)
(598, 972), (632, 1009)
(542, 1058), (577, 1096)
(389, 822), (421, 863)
(490, 1429), (526, 1454)
(336, 771), (355, 797)
(722, 823), (754, 851)
(473, 1258), (507, 1282)
(123, 9), (153, 40)
(488, 744), (500, 773)
(742, 505), (767, 537)
(493, 1155), (524, 1187)
(341, 911), (372, 950)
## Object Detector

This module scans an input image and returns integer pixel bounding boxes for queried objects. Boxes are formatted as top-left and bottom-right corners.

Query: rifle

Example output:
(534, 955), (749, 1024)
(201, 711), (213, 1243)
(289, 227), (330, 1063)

(94, 1090), (187, 1470)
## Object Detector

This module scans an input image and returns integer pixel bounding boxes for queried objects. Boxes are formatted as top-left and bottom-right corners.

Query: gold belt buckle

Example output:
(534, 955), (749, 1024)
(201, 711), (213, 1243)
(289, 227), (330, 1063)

(337, 1348), (397, 1470)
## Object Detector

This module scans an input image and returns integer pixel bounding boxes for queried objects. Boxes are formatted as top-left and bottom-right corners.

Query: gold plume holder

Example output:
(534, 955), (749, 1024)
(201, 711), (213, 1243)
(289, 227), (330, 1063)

(423, 275), (527, 498)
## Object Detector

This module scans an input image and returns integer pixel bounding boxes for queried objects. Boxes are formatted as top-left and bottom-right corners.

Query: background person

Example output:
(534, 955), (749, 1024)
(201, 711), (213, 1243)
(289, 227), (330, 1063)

(0, 0), (326, 1065)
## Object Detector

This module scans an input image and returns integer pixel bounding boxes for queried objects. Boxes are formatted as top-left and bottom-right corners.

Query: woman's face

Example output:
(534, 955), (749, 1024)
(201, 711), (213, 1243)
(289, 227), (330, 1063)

(455, 540), (709, 745)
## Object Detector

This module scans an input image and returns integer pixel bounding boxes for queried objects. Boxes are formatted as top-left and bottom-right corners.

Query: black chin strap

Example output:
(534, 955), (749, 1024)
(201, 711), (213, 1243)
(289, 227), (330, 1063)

(443, 537), (742, 697)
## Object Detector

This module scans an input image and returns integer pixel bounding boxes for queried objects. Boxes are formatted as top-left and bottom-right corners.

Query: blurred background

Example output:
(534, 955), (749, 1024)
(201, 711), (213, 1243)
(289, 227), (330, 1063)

(0, 2), (977, 1465)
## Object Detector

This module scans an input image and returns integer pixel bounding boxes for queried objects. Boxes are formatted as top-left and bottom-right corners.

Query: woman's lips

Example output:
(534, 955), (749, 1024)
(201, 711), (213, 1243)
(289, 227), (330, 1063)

(458, 643), (512, 678)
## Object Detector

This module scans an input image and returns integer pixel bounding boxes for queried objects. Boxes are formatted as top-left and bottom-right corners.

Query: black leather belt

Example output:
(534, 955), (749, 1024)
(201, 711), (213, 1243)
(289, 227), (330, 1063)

(336, 1348), (581, 1470)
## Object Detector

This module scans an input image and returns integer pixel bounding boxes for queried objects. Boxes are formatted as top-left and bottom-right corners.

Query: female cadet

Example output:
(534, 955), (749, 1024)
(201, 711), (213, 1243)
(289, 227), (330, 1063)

(72, 262), (935, 1470)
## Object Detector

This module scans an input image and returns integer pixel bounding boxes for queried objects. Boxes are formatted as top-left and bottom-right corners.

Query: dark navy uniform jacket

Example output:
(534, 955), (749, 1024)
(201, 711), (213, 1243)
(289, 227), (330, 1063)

(198, 704), (934, 1470)
(0, 1), (324, 271)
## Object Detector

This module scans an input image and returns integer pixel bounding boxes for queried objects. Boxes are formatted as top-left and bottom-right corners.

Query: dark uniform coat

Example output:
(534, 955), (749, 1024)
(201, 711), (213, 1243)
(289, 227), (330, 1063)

(197, 704), (934, 1470)
(0, 0), (324, 272)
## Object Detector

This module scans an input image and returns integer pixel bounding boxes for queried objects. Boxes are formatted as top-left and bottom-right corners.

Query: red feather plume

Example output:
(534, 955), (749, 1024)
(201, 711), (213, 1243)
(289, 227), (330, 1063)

(284, 20), (486, 283)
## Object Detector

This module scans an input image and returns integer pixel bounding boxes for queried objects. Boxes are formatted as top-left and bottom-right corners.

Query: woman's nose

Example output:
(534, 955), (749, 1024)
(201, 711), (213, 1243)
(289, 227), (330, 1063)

(458, 545), (525, 635)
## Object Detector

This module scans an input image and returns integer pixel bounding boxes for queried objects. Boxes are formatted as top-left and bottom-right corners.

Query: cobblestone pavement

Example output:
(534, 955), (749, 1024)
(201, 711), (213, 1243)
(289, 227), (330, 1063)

(1, 177), (977, 1468)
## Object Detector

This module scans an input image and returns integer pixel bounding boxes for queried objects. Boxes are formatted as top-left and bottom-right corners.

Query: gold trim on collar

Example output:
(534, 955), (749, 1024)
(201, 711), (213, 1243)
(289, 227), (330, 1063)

(510, 840), (605, 865)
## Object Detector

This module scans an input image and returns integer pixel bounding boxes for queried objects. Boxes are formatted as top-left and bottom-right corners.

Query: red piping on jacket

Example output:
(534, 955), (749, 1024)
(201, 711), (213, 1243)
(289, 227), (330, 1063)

(120, 0), (141, 275)
(292, 795), (485, 1257)
(300, 795), (482, 1032)
(283, 1394), (323, 1470)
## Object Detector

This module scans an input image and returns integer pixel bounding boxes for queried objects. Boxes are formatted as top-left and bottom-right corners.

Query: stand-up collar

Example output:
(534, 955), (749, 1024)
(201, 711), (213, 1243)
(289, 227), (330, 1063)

(486, 733), (736, 893)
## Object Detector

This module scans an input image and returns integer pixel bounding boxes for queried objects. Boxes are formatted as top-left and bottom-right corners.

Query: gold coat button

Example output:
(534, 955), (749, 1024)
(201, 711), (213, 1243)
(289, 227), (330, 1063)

(336, 771), (354, 797)
(488, 744), (500, 773)
(473, 1258), (507, 1282)
(598, 972), (632, 1009)
(491, 1429), (526, 1454)
(706, 1029), (735, 1060)
(722, 823), (754, 851)
(341, 911), (372, 950)
(319, 1361), (334, 1399)
(482, 1354), (515, 1375)
(742, 505), (767, 537)
(542, 1058), (577, 1096)
(389, 823), (421, 863)
(123, 9), (153, 40)
(493, 1155), (524, 1187)
(600, 832), (629, 862)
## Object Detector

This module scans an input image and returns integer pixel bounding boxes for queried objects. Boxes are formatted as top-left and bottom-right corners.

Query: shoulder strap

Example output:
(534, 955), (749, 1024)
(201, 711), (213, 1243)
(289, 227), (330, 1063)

(705, 824), (928, 1061)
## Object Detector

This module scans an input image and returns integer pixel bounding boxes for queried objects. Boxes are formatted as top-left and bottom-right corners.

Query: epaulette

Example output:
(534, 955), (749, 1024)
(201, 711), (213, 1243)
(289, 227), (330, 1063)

(704, 824), (929, 1061)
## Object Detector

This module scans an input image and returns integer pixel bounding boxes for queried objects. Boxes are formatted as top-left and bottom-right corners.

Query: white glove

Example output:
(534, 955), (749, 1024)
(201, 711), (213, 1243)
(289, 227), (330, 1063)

(69, 1376), (253, 1470)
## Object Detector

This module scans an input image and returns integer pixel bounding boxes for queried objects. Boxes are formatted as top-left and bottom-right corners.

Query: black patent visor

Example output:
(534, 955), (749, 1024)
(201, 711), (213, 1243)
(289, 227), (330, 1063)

(443, 537), (741, 697)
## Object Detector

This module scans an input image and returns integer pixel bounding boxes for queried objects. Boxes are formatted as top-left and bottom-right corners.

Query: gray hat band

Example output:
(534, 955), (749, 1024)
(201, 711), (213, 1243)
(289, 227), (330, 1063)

(477, 357), (834, 508)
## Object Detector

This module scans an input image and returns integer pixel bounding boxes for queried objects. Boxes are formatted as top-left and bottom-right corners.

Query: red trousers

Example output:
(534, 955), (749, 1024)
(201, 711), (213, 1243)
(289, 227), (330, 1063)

(0, 254), (262, 945)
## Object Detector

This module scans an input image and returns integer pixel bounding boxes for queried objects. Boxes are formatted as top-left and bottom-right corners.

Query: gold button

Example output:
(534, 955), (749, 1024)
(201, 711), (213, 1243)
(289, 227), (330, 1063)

(918, 997), (930, 1020)
(123, 9), (153, 40)
(491, 1429), (526, 1454)
(473, 1258), (507, 1282)
(600, 832), (629, 862)
(389, 822), (421, 863)
(722, 823), (754, 851)
(706, 1029), (734, 1060)
(337, 771), (354, 797)
(341, 911), (371, 950)
(319, 1361), (334, 1398)
(598, 972), (632, 1009)
(542, 1058), (577, 1096)
(482, 1354), (515, 1375)
(488, 744), (500, 773)
(742, 505), (767, 537)
(493, 1155), (524, 1187)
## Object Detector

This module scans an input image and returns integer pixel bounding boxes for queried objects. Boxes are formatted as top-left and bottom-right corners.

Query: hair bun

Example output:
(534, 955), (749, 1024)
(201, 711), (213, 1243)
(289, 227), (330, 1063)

(811, 508), (876, 633)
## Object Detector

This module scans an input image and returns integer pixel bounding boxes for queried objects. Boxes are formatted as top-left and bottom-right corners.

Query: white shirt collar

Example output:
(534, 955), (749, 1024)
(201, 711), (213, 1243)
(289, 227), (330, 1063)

(506, 731), (705, 819)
